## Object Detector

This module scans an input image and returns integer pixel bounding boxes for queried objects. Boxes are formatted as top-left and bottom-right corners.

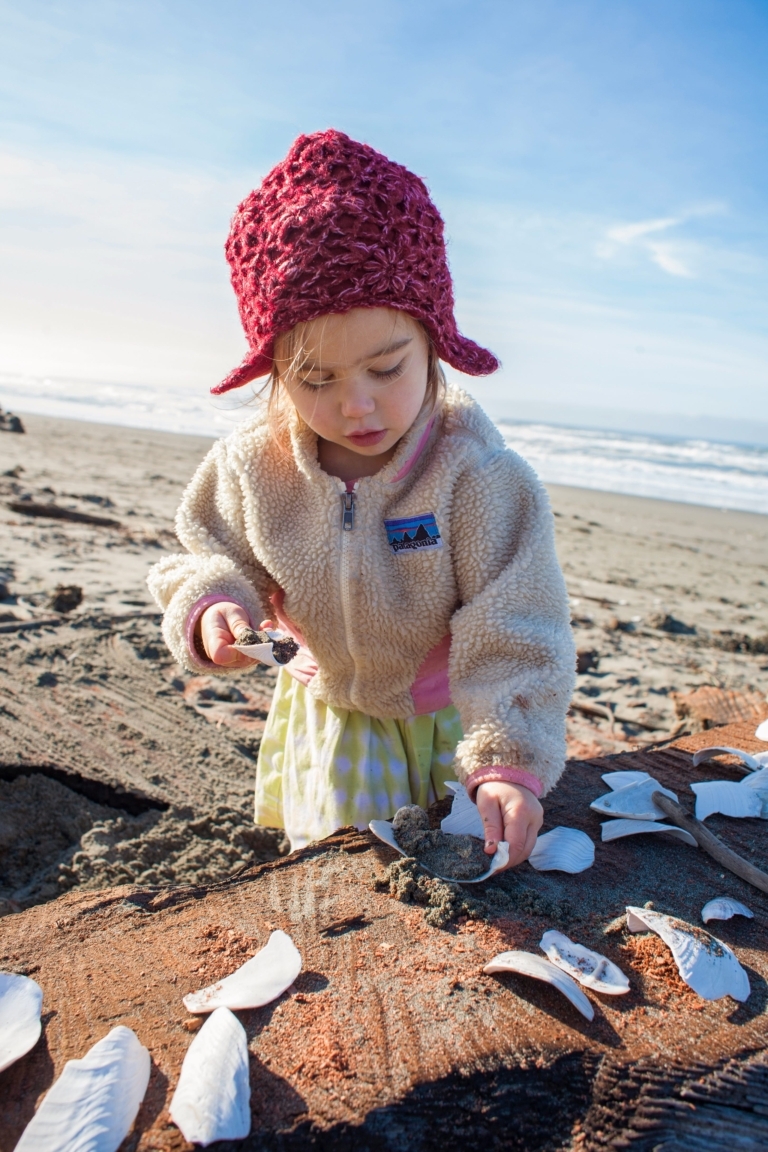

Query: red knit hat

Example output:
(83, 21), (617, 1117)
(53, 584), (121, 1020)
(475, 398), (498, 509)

(213, 129), (498, 394)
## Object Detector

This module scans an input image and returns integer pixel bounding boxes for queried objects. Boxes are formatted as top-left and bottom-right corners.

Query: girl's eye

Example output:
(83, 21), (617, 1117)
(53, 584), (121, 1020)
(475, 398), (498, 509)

(297, 376), (328, 391)
(370, 359), (405, 382)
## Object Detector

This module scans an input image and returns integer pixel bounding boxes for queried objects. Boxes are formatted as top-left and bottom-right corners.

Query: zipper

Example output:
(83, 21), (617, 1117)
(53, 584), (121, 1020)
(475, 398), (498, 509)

(339, 486), (357, 667)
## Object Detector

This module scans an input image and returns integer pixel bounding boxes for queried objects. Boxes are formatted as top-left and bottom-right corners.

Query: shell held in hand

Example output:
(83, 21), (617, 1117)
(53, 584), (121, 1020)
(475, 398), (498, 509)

(539, 930), (629, 995)
(183, 930), (302, 1014)
(701, 897), (754, 924)
(440, 782), (484, 838)
(483, 950), (594, 1020)
(368, 818), (509, 883)
(626, 906), (750, 1002)
(0, 972), (43, 1073)
(527, 826), (594, 873)
(590, 777), (677, 821)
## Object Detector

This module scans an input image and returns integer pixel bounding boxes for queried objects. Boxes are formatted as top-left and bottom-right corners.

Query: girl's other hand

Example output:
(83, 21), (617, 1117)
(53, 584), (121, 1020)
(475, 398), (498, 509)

(199, 602), (257, 667)
(475, 781), (543, 868)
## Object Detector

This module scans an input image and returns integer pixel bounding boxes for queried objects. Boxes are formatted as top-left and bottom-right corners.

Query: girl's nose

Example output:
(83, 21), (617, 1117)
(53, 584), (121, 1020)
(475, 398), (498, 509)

(340, 379), (376, 418)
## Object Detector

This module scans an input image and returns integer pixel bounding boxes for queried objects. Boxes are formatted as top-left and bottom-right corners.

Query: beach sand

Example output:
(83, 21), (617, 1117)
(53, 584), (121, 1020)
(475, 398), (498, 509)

(1, 412), (766, 911)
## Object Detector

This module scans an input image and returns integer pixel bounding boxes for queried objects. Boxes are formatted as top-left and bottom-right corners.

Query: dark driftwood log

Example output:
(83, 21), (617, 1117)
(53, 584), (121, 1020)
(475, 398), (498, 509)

(653, 790), (768, 895)
(7, 501), (121, 528)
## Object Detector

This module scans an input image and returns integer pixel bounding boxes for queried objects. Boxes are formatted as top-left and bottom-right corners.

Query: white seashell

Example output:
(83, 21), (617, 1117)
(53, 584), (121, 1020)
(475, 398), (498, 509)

(692, 746), (768, 772)
(368, 819), (509, 883)
(15, 1026), (150, 1152)
(600, 818), (697, 846)
(440, 782), (484, 838)
(691, 780), (762, 822)
(539, 930), (629, 995)
(701, 897), (754, 924)
(626, 906), (750, 1001)
(739, 767), (768, 817)
(0, 972), (43, 1073)
(170, 1007), (250, 1146)
(601, 770), (651, 791)
(184, 930), (301, 1014)
(233, 629), (293, 668)
(483, 950), (594, 1020)
(527, 826), (594, 873)
(756, 720), (768, 742)
(590, 777), (677, 821)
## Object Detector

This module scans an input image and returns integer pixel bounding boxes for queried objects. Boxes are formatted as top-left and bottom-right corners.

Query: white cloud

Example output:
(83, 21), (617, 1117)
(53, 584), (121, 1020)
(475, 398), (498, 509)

(646, 241), (693, 278)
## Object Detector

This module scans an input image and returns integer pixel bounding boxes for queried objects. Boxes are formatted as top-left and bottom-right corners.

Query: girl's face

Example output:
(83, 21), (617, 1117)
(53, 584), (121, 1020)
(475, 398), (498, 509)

(278, 307), (429, 477)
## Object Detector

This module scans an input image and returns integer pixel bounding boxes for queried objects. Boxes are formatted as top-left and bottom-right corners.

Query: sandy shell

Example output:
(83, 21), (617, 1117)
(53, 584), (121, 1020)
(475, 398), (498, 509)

(527, 826), (595, 873)
(15, 1026), (150, 1152)
(701, 897), (754, 924)
(626, 906), (750, 1001)
(170, 1007), (251, 1146)
(483, 950), (594, 1020)
(756, 720), (768, 742)
(539, 930), (629, 995)
(369, 819), (509, 882)
(600, 818), (698, 846)
(183, 930), (302, 1014)
(601, 770), (651, 791)
(692, 746), (768, 772)
(590, 777), (678, 821)
(690, 780), (762, 822)
(0, 972), (43, 1074)
(440, 782), (484, 838)
(233, 628), (293, 668)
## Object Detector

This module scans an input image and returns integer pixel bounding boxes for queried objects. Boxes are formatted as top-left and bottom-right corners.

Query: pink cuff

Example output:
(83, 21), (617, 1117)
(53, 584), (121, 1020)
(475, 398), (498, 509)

(185, 594), (250, 668)
(464, 767), (544, 803)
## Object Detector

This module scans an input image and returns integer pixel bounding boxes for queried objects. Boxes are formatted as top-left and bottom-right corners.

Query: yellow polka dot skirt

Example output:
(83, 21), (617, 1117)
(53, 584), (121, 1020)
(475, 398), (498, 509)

(255, 668), (463, 851)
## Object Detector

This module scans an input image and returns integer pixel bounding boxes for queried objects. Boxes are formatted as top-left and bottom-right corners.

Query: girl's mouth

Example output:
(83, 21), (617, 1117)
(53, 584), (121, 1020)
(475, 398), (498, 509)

(346, 429), (387, 448)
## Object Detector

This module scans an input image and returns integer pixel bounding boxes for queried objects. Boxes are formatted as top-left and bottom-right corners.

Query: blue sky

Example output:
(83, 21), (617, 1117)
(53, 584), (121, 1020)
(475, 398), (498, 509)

(1, 0), (767, 441)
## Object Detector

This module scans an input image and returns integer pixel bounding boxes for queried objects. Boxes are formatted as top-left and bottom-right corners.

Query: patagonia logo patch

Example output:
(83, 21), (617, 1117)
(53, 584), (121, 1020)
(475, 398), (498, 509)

(384, 512), (443, 555)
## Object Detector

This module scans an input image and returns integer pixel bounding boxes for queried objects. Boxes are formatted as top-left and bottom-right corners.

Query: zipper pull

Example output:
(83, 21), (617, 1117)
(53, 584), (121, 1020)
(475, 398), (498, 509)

(341, 490), (356, 531)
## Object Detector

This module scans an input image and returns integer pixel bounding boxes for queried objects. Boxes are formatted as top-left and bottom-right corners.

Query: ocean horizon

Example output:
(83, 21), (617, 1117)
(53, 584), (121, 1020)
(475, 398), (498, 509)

(2, 374), (767, 517)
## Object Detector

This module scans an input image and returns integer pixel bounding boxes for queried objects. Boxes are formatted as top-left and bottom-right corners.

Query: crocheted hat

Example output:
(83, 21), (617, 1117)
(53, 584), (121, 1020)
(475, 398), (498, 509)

(213, 129), (498, 394)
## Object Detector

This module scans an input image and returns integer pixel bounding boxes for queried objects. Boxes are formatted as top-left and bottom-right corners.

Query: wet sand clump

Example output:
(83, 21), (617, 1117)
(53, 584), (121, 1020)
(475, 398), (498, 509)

(391, 804), (488, 879)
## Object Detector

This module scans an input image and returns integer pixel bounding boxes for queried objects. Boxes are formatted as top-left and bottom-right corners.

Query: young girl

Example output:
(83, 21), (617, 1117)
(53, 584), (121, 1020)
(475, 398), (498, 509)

(148, 130), (575, 864)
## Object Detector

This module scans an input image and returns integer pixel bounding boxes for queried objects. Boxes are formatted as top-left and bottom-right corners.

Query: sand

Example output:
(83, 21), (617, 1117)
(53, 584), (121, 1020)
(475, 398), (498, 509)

(0, 411), (767, 914)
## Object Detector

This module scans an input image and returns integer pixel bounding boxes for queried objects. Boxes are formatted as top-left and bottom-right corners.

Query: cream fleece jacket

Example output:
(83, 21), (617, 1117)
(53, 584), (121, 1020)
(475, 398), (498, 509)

(147, 387), (575, 795)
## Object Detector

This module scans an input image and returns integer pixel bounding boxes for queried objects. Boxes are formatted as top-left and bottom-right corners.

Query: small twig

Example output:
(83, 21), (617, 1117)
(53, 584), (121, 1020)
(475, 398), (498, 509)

(7, 501), (121, 528)
(652, 791), (768, 896)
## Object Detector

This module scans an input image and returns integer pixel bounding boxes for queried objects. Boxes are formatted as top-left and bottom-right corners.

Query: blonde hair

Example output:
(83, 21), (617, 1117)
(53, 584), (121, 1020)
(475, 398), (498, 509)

(256, 312), (446, 448)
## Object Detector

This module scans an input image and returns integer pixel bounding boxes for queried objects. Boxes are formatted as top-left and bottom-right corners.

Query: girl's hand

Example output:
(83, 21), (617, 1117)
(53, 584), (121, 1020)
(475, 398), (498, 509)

(475, 781), (543, 868)
(199, 602), (257, 668)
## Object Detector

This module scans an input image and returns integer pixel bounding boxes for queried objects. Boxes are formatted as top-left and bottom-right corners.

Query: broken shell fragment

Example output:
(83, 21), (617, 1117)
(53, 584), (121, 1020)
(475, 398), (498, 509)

(170, 1007), (251, 1146)
(183, 930), (302, 1014)
(691, 781), (762, 822)
(601, 770), (651, 791)
(756, 720), (768, 742)
(590, 777), (677, 821)
(15, 1026), (150, 1152)
(701, 898), (754, 924)
(0, 972), (43, 1073)
(539, 930), (629, 995)
(692, 746), (768, 772)
(483, 951), (594, 1020)
(440, 782), (484, 838)
(368, 819), (509, 883)
(738, 767), (768, 817)
(600, 818), (697, 847)
(527, 826), (594, 873)
(233, 628), (298, 666)
(626, 906), (750, 1001)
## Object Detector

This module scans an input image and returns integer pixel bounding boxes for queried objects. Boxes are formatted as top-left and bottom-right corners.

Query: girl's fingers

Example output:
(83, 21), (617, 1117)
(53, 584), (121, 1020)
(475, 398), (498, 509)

(478, 798), (504, 855)
(201, 605), (254, 665)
